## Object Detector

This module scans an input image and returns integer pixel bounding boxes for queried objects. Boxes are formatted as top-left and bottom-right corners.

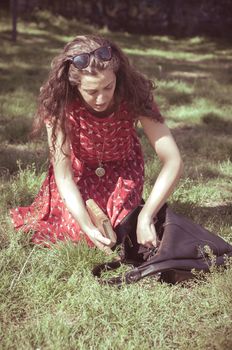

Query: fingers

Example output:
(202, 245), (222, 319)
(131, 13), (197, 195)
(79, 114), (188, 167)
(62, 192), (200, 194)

(92, 230), (111, 246)
(91, 236), (112, 254)
(88, 229), (113, 255)
(99, 236), (111, 246)
(137, 223), (157, 248)
(102, 245), (113, 255)
(151, 240), (157, 247)
(150, 223), (157, 247)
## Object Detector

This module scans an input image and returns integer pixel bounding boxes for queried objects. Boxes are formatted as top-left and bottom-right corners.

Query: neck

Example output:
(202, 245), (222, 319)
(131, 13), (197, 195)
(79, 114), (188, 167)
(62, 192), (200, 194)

(82, 96), (120, 118)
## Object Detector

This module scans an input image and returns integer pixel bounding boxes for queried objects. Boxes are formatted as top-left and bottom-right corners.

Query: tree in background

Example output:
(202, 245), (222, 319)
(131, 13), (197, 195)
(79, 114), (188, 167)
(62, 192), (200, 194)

(10, 0), (18, 42)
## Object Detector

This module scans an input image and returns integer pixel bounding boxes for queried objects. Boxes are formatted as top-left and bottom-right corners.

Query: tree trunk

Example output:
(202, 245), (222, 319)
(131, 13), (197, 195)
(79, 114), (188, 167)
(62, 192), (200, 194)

(11, 0), (18, 42)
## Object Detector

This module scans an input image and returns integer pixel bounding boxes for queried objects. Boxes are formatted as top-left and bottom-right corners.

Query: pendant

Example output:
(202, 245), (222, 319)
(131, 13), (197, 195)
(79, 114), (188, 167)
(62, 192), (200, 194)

(95, 166), (105, 177)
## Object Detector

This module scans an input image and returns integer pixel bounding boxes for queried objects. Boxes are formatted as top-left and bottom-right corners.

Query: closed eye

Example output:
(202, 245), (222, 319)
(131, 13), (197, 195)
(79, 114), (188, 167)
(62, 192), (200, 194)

(105, 85), (113, 90)
(85, 90), (97, 95)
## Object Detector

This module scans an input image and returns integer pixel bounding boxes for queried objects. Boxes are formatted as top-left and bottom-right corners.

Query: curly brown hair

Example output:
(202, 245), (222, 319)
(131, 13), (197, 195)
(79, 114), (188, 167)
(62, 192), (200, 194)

(32, 34), (164, 150)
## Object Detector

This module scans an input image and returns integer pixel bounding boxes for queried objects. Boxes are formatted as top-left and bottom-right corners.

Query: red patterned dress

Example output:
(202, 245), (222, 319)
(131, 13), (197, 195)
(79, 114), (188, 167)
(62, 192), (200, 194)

(10, 100), (145, 246)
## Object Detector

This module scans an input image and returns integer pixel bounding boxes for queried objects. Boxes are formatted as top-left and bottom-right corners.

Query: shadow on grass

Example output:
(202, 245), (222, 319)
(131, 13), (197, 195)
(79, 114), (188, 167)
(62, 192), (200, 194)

(0, 30), (66, 94)
(104, 31), (232, 56)
(160, 88), (193, 105)
(0, 12), (96, 94)
(0, 143), (48, 174)
(201, 113), (232, 135)
(0, 117), (32, 143)
(132, 54), (232, 85)
(172, 114), (232, 168)
(171, 200), (232, 237)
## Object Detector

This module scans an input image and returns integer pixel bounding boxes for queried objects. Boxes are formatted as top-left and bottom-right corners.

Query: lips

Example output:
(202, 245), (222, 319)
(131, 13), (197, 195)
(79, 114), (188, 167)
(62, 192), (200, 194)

(95, 103), (107, 110)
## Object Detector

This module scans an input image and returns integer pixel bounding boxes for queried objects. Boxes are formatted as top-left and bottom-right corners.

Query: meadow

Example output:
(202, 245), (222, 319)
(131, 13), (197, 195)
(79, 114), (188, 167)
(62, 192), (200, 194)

(0, 10), (232, 350)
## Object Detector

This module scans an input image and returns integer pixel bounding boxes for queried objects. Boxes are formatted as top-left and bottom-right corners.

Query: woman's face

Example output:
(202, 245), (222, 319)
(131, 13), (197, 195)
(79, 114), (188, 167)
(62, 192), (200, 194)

(77, 69), (116, 112)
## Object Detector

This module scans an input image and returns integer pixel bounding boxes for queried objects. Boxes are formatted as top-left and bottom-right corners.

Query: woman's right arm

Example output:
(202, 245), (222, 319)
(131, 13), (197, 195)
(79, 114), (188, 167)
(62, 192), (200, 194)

(46, 123), (111, 252)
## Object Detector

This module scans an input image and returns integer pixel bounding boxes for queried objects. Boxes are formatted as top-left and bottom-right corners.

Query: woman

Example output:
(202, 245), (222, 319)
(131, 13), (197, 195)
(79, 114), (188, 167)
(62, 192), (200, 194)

(10, 35), (183, 252)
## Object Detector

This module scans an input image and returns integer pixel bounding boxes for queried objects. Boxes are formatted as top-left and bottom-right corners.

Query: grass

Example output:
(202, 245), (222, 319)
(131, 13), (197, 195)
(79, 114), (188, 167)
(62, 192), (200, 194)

(0, 9), (232, 350)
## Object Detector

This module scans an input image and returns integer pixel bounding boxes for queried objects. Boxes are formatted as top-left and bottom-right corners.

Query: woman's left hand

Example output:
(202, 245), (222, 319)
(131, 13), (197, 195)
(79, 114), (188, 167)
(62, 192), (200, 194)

(136, 211), (157, 248)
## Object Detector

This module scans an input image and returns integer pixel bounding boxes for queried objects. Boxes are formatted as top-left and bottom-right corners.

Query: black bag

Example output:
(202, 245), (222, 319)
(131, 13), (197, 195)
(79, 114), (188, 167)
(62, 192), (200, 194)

(92, 204), (232, 286)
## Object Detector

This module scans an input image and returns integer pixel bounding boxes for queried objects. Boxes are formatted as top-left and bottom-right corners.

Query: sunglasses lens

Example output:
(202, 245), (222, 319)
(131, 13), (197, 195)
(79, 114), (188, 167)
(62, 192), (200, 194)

(71, 46), (112, 69)
(72, 53), (89, 69)
(95, 46), (112, 61)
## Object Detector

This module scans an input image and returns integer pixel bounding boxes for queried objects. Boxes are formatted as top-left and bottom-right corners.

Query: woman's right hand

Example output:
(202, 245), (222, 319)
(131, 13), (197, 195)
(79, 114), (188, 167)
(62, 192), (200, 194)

(84, 227), (113, 255)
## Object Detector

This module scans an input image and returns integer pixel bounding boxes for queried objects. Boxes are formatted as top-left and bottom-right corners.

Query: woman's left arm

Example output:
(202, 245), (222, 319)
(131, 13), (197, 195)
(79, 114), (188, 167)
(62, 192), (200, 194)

(137, 116), (184, 247)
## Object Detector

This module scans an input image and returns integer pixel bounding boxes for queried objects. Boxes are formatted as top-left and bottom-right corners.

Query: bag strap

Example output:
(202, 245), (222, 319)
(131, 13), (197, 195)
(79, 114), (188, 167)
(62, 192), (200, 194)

(92, 260), (122, 278)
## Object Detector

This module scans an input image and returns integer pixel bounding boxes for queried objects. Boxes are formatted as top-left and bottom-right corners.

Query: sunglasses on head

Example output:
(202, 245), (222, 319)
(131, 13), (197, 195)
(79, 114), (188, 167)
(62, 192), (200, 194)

(70, 46), (112, 70)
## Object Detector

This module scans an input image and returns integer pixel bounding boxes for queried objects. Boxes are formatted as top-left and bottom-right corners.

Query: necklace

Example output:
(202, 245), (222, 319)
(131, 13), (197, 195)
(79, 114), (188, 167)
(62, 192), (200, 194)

(95, 165), (105, 177)
(95, 132), (106, 177)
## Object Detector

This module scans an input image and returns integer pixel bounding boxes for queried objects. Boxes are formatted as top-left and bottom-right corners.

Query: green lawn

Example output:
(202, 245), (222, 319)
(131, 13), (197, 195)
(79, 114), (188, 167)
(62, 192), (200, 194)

(0, 10), (232, 350)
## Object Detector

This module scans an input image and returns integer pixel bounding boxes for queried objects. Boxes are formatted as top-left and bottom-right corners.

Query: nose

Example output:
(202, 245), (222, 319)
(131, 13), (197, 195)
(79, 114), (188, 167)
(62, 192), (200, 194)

(96, 93), (107, 105)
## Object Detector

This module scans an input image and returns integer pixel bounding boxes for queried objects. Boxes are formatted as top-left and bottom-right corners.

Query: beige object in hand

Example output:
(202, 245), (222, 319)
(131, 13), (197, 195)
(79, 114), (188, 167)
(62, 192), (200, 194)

(86, 199), (117, 248)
